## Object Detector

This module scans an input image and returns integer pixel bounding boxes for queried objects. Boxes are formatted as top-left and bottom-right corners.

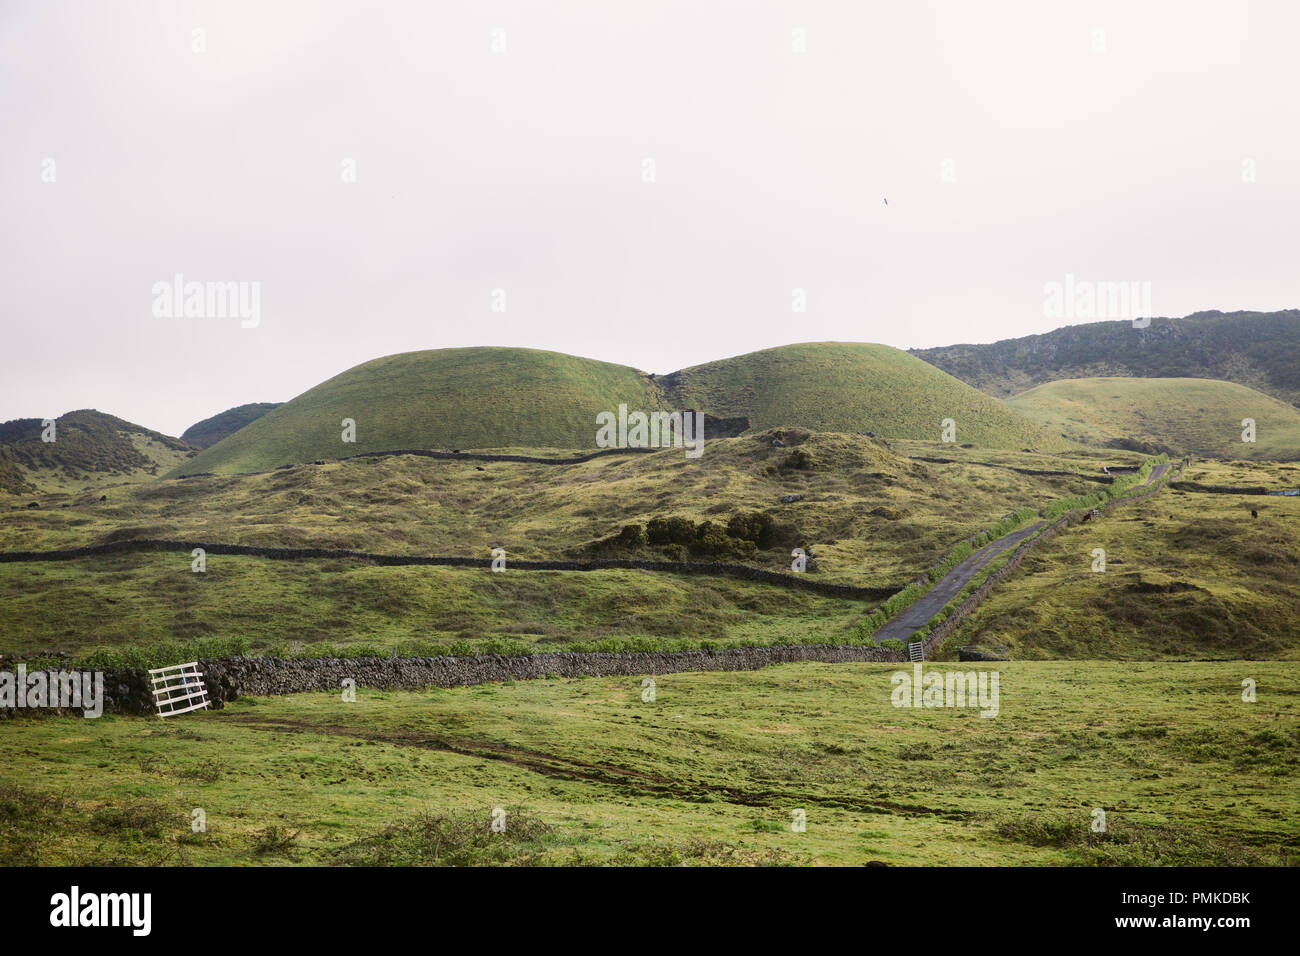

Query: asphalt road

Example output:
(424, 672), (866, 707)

(873, 461), (1172, 644)
(871, 521), (1045, 644)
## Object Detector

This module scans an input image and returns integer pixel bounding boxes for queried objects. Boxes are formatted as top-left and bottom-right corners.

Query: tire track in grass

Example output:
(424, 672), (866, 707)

(221, 715), (963, 819)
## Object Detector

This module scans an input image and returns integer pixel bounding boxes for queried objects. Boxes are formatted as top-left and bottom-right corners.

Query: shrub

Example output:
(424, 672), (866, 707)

(334, 808), (554, 866)
(726, 511), (776, 547)
(615, 524), (646, 547)
(646, 516), (696, 545)
(783, 449), (813, 470)
(689, 521), (727, 557)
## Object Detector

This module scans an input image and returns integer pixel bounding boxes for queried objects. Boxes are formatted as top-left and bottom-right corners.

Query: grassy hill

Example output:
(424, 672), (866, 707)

(658, 342), (1054, 448)
(912, 310), (1300, 407)
(181, 402), (282, 448)
(171, 342), (1057, 477)
(170, 348), (664, 476)
(1006, 377), (1300, 459)
(0, 410), (194, 495)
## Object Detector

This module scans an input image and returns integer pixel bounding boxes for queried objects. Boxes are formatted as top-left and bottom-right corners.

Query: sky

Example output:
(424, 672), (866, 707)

(2, 0), (1297, 436)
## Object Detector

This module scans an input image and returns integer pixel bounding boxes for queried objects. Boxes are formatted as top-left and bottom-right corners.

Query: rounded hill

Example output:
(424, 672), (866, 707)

(170, 342), (1058, 476)
(659, 342), (1054, 449)
(182, 402), (282, 449)
(169, 347), (663, 476)
(1006, 377), (1300, 459)
(1, 409), (193, 493)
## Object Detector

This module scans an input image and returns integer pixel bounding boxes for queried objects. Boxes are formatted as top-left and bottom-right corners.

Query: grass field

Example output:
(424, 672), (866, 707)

(1007, 377), (1300, 460)
(1, 661), (1294, 866)
(938, 461), (1300, 660)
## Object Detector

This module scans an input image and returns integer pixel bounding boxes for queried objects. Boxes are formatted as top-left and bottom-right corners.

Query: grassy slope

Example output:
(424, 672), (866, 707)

(661, 342), (1056, 450)
(938, 461), (1300, 660)
(180, 402), (282, 449)
(1007, 377), (1300, 460)
(7, 443), (1295, 663)
(0, 410), (195, 495)
(912, 309), (1300, 407)
(0, 436), (1129, 662)
(169, 348), (663, 476)
(2, 661), (1294, 866)
(0, 432), (1108, 589)
(0, 557), (867, 661)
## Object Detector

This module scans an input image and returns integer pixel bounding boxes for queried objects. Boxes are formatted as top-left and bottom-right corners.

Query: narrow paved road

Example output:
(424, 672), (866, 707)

(871, 521), (1044, 643)
(1143, 462), (1170, 486)
(872, 461), (1171, 644)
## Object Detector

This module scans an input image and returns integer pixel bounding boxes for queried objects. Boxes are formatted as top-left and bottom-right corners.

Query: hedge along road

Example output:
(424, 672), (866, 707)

(870, 461), (1172, 645)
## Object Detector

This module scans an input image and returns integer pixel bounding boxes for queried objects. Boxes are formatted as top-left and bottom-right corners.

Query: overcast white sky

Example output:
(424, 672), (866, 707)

(2, 0), (1297, 436)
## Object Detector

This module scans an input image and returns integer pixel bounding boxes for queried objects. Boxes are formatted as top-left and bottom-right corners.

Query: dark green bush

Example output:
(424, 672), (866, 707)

(783, 449), (813, 470)
(646, 516), (696, 545)
(726, 511), (776, 547)
(615, 524), (646, 547)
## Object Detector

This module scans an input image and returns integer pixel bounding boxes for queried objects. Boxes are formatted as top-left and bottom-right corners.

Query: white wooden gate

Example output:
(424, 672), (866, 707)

(149, 661), (211, 717)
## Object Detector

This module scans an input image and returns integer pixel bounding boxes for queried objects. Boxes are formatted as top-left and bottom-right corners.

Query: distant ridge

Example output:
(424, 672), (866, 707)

(912, 310), (1300, 407)
(0, 409), (193, 494)
(182, 402), (282, 448)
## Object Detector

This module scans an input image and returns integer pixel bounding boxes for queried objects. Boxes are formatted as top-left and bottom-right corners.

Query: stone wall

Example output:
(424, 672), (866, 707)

(4, 644), (905, 717)
(197, 644), (900, 705)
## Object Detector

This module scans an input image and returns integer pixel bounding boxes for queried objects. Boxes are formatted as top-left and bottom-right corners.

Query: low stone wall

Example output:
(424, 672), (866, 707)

(0, 539), (897, 600)
(1169, 481), (1270, 495)
(181, 418), (753, 479)
(909, 457), (1113, 483)
(198, 644), (901, 705)
(176, 446), (658, 479)
(0, 666), (154, 719)
(346, 446), (659, 466)
(3, 644), (907, 717)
